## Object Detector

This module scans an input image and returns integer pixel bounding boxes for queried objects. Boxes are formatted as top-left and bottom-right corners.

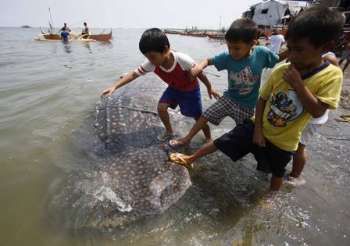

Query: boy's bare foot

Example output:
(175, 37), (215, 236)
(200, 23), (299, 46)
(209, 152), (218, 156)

(169, 153), (193, 168)
(169, 137), (190, 148)
(285, 175), (306, 187)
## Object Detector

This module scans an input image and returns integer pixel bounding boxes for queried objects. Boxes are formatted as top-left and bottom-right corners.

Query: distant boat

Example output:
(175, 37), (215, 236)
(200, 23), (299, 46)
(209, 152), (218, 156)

(35, 29), (113, 42)
(180, 31), (207, 38)
(35, 34), (61, 41)
(82, 30), (113, 42)
(164, 28), (225, 40)
(207, 32), (225, 40)
(34, 8), (112, 42)
(164, 29), (182, 35)
(21, 25), (31, 28)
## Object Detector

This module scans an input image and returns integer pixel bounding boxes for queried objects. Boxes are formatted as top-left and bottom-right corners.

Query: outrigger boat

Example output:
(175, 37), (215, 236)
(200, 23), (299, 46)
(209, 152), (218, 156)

(34, 8), (112, 42)
(35, 29), (113, 42)
(80, 31), (113, 42)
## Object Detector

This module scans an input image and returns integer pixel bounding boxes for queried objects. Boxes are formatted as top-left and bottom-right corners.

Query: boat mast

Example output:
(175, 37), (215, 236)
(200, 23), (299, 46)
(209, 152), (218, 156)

(48, 7), (54, 33)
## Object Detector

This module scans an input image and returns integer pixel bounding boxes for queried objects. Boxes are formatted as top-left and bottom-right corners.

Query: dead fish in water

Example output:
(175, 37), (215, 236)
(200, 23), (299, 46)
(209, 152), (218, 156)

(48, 85), (192, 230)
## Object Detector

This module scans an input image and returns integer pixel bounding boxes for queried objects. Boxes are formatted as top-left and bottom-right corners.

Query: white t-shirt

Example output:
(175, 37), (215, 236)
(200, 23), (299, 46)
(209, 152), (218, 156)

(135, 51), (195, 76)
(310, 51), (338, 125)
(134, 51), (198, 91)
(269, 34), (285, 54)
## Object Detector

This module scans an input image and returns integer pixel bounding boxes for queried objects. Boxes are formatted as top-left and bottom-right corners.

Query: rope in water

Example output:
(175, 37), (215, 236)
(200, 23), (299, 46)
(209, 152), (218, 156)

(99, 96), (158, 116)
(326, 136), (350, 141)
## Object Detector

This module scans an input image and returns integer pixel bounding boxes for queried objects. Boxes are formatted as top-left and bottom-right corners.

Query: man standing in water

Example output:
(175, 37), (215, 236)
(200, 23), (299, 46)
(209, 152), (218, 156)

(60, 23), (71, 42)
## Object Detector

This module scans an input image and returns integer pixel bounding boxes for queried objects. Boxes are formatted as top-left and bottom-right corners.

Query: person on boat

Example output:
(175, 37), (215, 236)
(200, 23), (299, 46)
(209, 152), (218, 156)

(81, 22), (90, 39)
(60, 23), (71, 42)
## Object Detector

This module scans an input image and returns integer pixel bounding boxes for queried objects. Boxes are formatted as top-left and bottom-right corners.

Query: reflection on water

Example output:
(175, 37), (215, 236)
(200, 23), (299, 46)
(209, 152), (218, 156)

(63, 42), (72, 53)
(83, 42), (92, 53)
(0, 27), (349, 246)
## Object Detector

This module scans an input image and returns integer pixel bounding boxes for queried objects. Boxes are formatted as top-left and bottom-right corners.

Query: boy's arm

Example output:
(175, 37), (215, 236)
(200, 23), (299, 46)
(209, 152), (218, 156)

(278, 49), (288, 62)
(101, 70), (140, 96)
(283, 65), (328, 117)
(190, 58), (214, 79)
(323, 53), (339, 66)
(197, 72), (220, 99)
(254, 65), (276, 147)
(253, 97), (267, 147)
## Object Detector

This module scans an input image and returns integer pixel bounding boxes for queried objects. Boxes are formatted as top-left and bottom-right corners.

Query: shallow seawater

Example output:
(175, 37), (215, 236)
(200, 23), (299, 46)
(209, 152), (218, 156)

(0, 27), (349, 246)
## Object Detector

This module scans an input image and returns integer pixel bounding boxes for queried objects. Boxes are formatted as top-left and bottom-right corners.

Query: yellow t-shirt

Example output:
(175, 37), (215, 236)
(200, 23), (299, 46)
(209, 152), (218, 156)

(259, 63), (343, 152)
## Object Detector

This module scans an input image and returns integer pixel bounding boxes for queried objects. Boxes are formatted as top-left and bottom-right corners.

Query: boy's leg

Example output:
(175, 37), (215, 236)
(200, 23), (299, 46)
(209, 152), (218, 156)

(157, 87), (180, 139)
(157, 103), (173, 134)
(255, 142), (293, 191)
(286, 123), (320, 186)
(175, 116), (209, 144)
(343, 59), (350, 72)
(196, 116), (211, 142)
(171, 97), (230, 145)
(170, 140), (218, 166)
(270, 176), (283, 191)
(189, 141), (217, 162)
(290, 143), (306, 178)
(171, 121), (254, 167)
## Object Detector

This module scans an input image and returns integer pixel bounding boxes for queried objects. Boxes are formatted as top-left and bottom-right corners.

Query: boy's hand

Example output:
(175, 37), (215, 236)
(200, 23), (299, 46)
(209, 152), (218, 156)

(253, 128), (266, 147)
(101, 85), (117, 96)
(190, 65), (203, 78)
(283, 65), (303, 89)
(207, 87), (220, 99)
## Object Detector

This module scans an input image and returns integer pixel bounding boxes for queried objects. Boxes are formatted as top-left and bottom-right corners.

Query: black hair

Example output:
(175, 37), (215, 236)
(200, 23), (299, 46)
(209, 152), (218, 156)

(139, 28), (170, 54)
(286, 6), (345, 47)
(225, 18), (258, 43)
(84, 22), (87, 26)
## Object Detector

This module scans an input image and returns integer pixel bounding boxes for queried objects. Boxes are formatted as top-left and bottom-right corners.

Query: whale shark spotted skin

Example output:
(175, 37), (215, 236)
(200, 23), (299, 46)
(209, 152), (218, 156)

(48, 85), (192, 230)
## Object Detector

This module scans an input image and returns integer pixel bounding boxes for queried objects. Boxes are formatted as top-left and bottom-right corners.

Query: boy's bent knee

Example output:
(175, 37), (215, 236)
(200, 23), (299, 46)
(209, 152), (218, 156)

(157, 103), (169, 113)
(194, 115), (208, 122)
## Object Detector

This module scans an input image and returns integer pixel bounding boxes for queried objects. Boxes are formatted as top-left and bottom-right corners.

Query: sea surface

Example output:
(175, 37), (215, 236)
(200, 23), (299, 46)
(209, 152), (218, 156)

(0, 27), (349, 245)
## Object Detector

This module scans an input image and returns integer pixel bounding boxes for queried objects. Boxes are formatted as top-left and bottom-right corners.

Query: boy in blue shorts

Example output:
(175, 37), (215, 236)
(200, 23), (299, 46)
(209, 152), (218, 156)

(102, 28), (219, 141)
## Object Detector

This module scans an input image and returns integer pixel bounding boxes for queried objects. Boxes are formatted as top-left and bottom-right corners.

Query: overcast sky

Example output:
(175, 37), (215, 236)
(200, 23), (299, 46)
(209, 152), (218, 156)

(0, 0), (259, 28)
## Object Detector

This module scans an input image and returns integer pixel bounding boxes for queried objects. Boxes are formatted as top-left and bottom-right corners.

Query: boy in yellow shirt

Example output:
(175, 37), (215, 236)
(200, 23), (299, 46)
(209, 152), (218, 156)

(170, 6), (344, 191)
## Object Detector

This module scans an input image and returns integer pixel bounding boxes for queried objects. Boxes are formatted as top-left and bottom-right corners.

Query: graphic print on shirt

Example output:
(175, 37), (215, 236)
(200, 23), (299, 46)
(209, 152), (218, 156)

(267, 90), (304, 127)
(228, 66), (260, 96)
